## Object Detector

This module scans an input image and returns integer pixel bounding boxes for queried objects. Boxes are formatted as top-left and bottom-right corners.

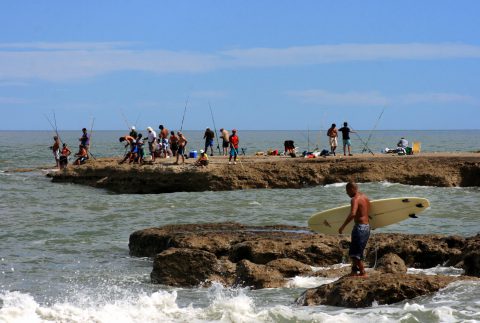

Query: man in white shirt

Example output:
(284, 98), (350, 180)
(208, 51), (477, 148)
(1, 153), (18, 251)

(147, 126), (157, 162)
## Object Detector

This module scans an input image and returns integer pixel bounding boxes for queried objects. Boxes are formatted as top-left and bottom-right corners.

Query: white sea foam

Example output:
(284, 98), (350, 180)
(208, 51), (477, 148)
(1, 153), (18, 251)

(407, 265), (464, 276)
(324, 182), (347, 188)
(286, 276), (337, 288)
(248, 201), (261, 206)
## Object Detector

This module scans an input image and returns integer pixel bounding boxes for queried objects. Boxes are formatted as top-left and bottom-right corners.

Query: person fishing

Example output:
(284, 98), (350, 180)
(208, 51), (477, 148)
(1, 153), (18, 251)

(204, 127), (215, 156)
(159, 125), (172, 158)
(59, 143), (71, 169)
(74, 144), (88, 165)
(339, 182), (371, 277)
(79, 128), (90, 155)
(338, 122), (355, 156)
(228, 129), (239, 165)
(129, 126), (138, 138)
(174, 131), (188, 165)
(327, 123), (338, 156)
(169, 131), (179, 157)
(147, 126), (157, 162)
(220, 128), (229, 156)
(50, 136), (61, 168)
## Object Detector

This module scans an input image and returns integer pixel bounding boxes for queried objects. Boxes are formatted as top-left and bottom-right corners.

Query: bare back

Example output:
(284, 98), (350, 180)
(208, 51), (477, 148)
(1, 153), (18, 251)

(351, 192), (370, 224)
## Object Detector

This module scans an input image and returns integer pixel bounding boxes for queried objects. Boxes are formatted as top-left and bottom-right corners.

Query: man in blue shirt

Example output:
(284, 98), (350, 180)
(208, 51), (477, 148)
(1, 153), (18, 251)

(338, 122), (355, 156)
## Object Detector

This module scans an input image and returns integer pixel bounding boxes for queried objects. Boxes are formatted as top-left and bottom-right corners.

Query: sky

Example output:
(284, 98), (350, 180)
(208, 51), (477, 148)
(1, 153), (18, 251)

(1, 0), (479, 130)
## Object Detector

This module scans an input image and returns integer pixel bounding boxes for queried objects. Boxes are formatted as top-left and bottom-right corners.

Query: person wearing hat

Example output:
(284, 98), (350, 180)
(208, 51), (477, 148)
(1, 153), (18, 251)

(220, 128), (229, 156)
(195, 149), (209, 167)
(147, 126), (157, 162)
(129, 126), (137, 138)
(228, 129), (239, 165)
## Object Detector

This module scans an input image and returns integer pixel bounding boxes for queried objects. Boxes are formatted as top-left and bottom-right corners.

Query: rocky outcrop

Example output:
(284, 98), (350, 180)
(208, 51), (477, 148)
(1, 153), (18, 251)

(376, 253), (407, 274)
(49, 154), (480, 193)
(297, 273), (474, 307)
(129, 223), (480, 290)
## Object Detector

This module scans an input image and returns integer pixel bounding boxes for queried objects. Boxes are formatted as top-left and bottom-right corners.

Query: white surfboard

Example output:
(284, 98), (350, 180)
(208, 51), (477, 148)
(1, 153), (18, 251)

(308, 197), (430, 234)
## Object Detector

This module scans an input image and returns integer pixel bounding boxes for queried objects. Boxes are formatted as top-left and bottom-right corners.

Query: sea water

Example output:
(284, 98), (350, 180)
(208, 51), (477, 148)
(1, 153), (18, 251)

(1, 130), (480, 322)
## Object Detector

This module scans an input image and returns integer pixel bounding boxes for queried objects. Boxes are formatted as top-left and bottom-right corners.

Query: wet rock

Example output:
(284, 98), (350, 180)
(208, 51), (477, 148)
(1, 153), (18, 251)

(151, 248), (234, 287)
(462, 235), (480, 277)
(128, 223), (478, 289)
(50, 154), (480, 193)
(376, 253), (407, 274)
(266, 258), (312, 277)
(366, 234), (465, 268)
(235, 259), (285, 289)
(297, 273), (470, 308)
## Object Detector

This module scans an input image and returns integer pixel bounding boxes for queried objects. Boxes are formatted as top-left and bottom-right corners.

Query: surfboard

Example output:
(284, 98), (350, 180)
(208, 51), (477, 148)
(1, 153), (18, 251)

(308, 197), (430, 234)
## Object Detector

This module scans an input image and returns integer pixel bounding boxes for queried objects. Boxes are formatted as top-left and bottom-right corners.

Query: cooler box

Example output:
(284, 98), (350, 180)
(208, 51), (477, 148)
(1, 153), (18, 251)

(189, 150), (198, 158)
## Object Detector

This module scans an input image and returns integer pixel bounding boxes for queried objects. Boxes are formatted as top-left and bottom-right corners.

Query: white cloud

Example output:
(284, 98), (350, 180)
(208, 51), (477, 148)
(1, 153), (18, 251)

(1, 42), (480, 81)
(287, 89), (389, 106)
(287, 89), (479, 107)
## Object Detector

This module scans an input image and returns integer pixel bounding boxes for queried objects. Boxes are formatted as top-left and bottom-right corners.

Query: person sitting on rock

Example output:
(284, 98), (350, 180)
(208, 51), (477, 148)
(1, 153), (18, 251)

(195, 149), (209, 167)
(74, 144), (88, 165)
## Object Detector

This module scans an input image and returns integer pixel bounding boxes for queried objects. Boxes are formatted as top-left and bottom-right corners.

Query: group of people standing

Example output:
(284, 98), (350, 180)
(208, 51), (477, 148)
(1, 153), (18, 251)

(118, 125), (240, 165)
(50, 128), (91, 169)
(326, 122), (356, 156)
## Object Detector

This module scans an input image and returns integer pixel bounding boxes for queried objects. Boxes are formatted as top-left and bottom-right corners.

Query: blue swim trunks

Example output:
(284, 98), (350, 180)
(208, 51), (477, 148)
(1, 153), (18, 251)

(349, 223), (370, 260)
(343, 139), (351, 147)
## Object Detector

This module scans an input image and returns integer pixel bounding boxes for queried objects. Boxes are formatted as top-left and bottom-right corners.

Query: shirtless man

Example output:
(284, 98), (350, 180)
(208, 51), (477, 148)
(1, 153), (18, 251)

(327, 123), (338, 156)
(339, 182), (371, 277)
(174, 131), (188, 165)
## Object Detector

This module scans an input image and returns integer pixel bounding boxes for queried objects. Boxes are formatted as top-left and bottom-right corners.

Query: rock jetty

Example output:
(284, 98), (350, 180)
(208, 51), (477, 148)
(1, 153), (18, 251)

(129, 223), (479, 307)
(49, 153), (480, 193)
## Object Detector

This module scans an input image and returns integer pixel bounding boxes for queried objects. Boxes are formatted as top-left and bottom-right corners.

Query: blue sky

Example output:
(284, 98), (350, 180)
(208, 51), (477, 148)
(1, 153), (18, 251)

(1, 0), (479, 130)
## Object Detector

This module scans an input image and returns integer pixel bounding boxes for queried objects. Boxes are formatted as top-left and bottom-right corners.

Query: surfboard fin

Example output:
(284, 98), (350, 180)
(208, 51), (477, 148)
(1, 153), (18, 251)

(409, 213), (418, 218)
(402, 199), (410, 203)
(415, 203), (424, 208)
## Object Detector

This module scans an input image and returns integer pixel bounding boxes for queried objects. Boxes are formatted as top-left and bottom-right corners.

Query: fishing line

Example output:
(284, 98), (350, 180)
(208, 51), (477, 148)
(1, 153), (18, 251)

(208, 102), (221, 155)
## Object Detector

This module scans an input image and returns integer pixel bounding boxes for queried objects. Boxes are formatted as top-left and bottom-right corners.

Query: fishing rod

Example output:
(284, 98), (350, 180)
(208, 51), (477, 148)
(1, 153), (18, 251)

(208, 102), (221, 155)
(351, 126), (375, 156)
(88, 117), (97, 160)
(120, 110), (131, 130)
(44, 112), (62, 143)
(180, 96), (189, 132)
(361, 107), (386, 153)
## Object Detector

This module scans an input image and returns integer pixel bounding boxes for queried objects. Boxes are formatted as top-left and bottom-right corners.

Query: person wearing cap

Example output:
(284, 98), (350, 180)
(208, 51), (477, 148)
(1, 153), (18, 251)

(174, 131), (188, 165)
(129, 126), (137, 138)
(147, 126), (157, 162)
(220, 128), (229, 156)
(203, 127), (215, 156)
(195, 149), (209, 167)
(228, 129), (239, 165)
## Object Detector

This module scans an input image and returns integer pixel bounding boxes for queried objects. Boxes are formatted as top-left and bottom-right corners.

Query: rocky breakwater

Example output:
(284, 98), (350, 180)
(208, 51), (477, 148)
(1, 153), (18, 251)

(129, 223), (480, 307)
(49, 153), (480, 193)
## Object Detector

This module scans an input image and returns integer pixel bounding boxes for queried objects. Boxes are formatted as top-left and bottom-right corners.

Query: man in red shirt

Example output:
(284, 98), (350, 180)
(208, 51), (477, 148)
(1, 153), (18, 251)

(228, 129), (239, 165)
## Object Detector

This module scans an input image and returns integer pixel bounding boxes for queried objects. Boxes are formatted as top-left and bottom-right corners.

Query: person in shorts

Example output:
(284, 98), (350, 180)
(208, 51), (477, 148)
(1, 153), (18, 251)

(220, 128), (229, 156)
(327, 123), (338, 156)
(339, 182), (371, 277)
(174, 131), (187, 165)
(203, 127), (215, 156)
(338, 122), (355, 156)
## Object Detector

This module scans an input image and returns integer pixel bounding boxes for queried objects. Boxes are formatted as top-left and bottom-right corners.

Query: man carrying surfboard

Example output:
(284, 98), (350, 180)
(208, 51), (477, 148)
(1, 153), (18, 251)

(339, 182), (371, 277)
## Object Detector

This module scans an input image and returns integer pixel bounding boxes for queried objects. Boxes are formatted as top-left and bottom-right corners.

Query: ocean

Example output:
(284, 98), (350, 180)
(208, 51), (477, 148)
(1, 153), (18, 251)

(1, 130), (479, 322)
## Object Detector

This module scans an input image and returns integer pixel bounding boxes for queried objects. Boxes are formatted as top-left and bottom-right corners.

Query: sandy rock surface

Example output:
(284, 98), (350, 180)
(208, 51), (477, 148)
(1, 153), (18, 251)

(48, 153), (480, 193)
